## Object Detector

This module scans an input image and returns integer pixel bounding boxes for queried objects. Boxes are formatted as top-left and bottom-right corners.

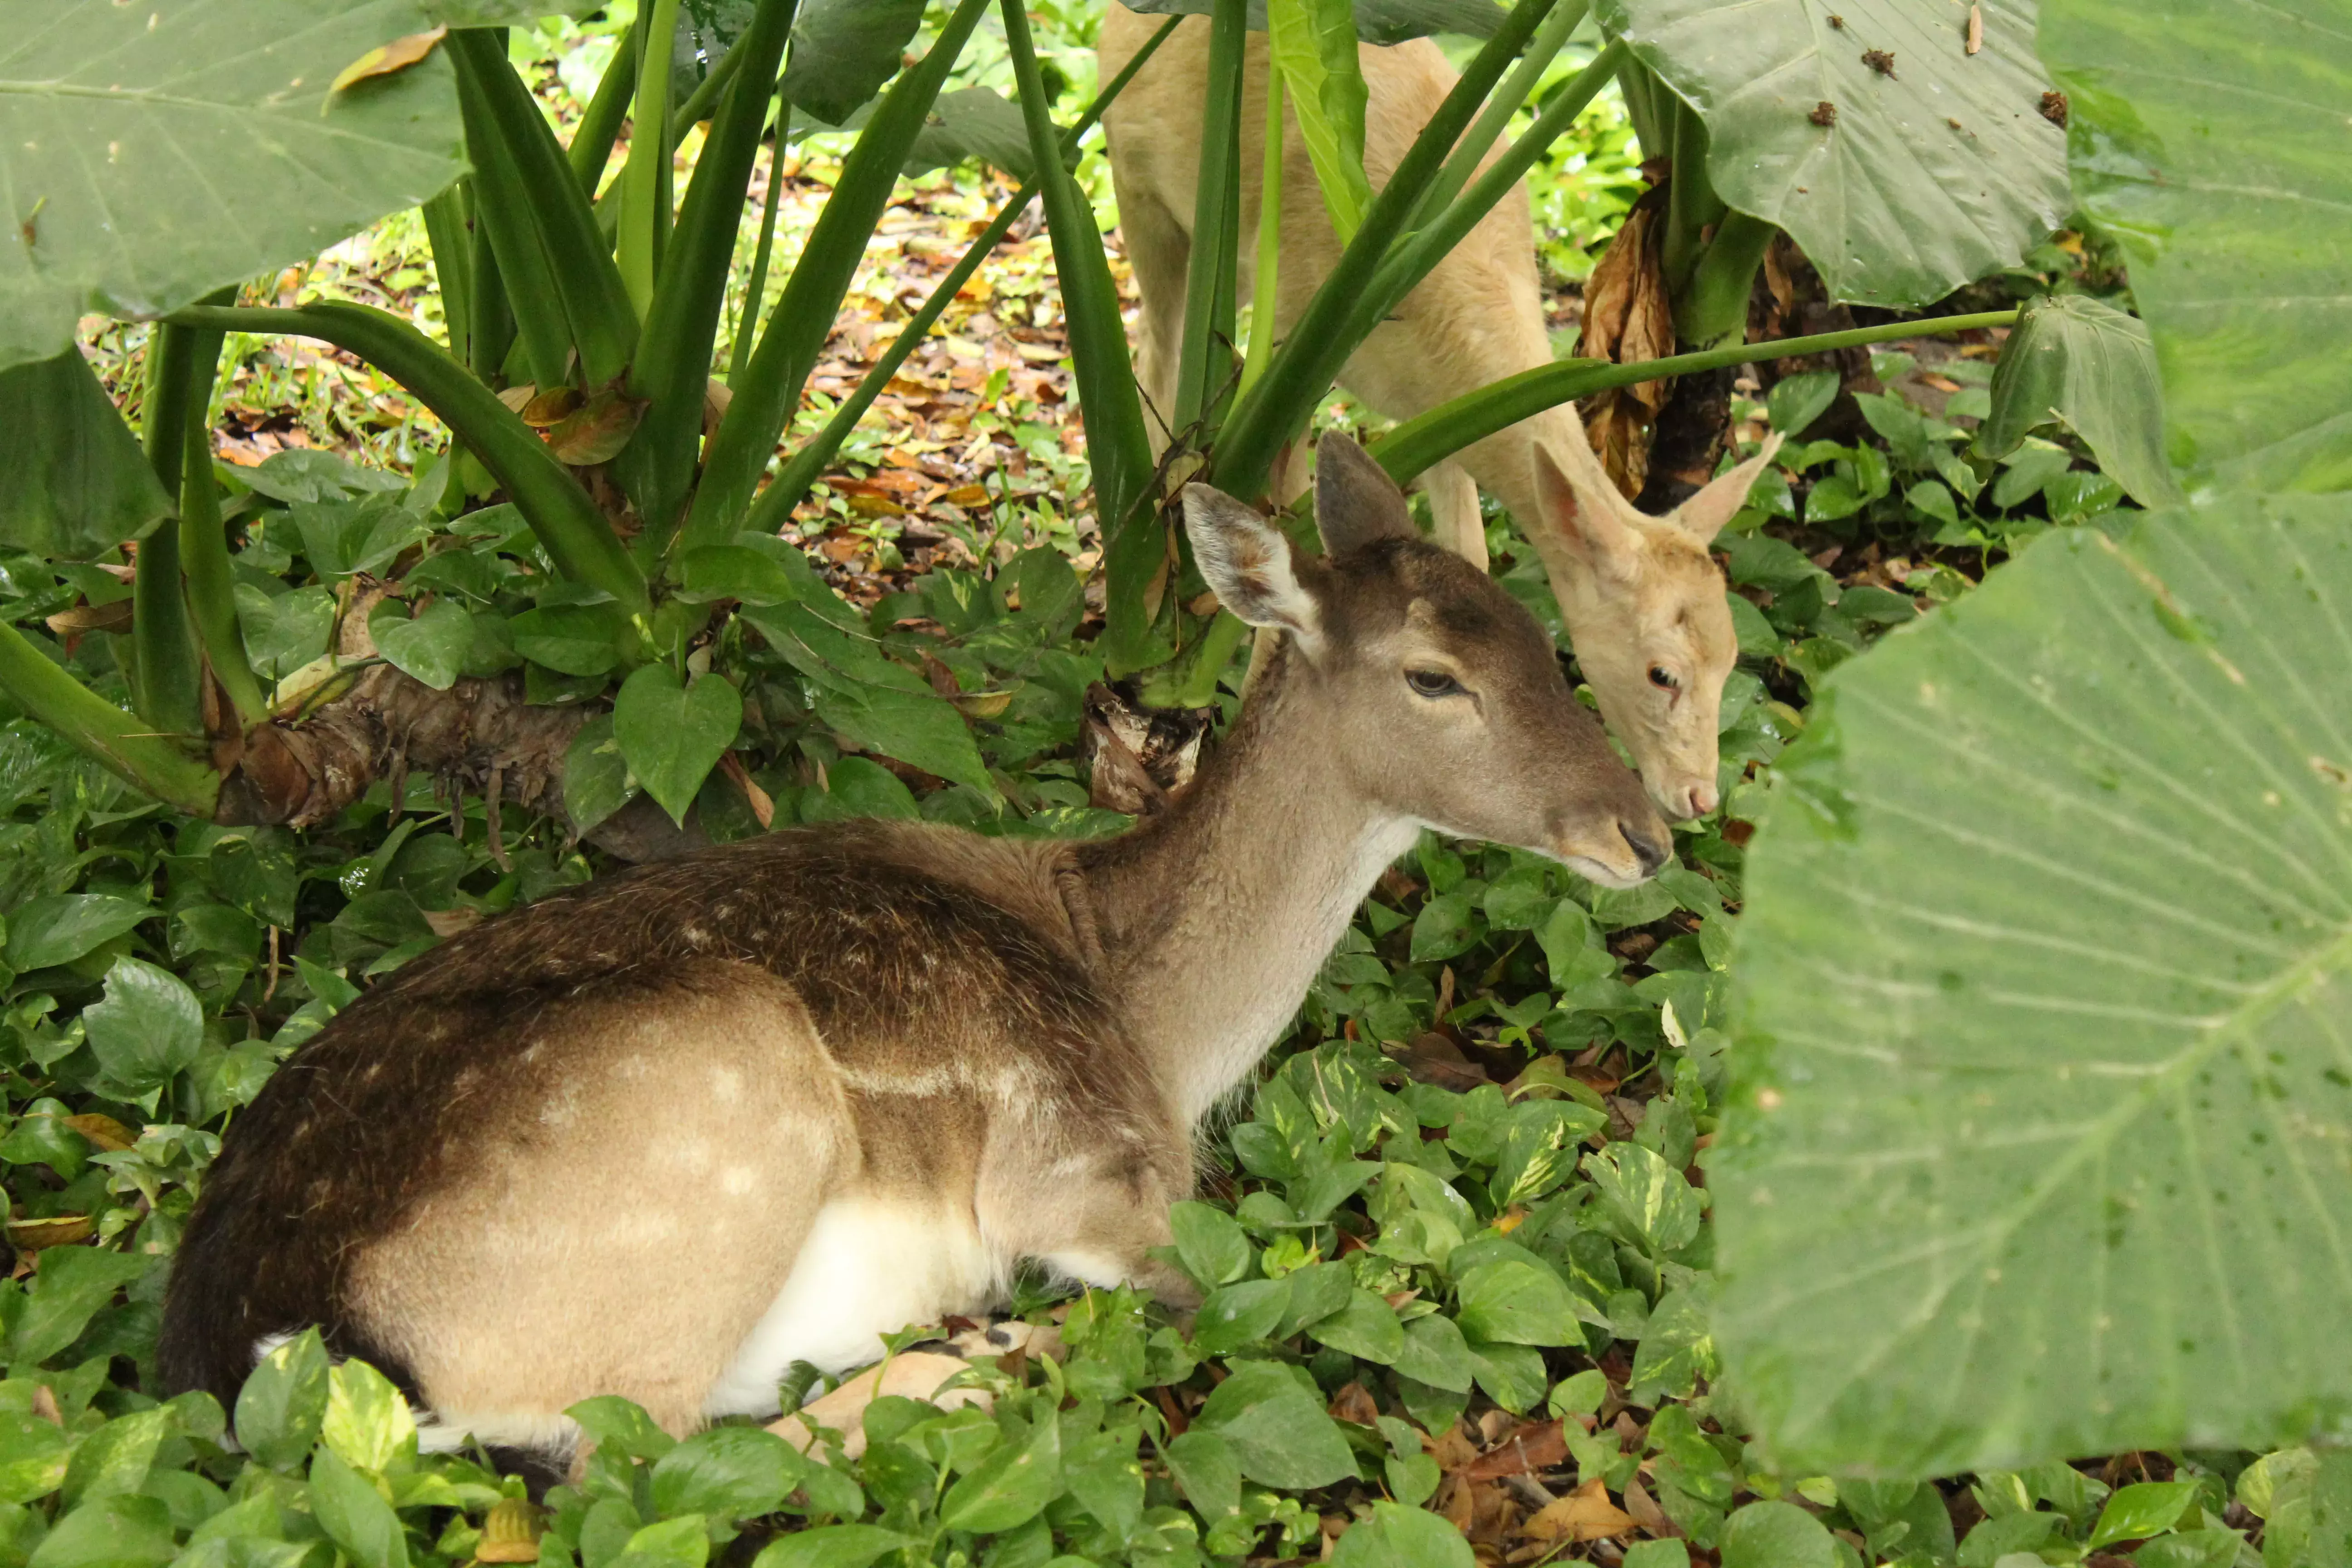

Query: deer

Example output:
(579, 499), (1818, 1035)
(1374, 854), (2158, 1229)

(1098, 6), (1782, 823)
(158, 435), (1668, 1486)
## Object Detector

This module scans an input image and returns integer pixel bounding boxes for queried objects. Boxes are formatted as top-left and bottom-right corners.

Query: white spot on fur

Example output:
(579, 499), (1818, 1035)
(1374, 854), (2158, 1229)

(703, 1199), (1007, 1418)
(711, 1066), (743, 1097)
(720, 1165), (759, 1197)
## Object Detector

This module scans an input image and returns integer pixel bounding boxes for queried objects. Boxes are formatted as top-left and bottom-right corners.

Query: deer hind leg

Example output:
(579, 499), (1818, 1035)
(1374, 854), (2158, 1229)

(1110, 175), (1193, 456)
(1419, 459), (1488, 571)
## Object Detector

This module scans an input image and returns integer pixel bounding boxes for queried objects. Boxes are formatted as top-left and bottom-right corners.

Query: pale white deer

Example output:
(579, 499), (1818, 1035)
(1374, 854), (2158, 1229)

(1099, 7), (1779, 820)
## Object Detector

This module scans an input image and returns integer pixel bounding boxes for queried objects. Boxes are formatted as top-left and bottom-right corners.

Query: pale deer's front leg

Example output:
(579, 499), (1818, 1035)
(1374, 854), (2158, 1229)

(1108, 171), (1193, 456)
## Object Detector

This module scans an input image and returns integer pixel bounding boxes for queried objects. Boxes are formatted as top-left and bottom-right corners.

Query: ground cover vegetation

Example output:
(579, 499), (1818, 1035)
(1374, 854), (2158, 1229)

(0, 0), (2345, 1564)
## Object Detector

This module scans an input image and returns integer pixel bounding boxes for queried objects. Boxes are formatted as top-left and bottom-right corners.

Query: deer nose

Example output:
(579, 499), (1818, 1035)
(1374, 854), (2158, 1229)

(1681, 779), (1720, 819)
(1619, 819), (1670, 878)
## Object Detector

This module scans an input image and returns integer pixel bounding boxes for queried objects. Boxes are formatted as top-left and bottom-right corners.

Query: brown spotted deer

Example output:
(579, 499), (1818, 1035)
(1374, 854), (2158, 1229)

(1098, 7), (1780, 821)
(159, 436), (1666, 1484)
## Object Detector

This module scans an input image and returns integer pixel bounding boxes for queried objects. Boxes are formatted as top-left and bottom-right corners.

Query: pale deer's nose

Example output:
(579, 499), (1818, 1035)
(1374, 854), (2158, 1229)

(1681, 779), (1720, 819)
(1620, 820), (1670, 878)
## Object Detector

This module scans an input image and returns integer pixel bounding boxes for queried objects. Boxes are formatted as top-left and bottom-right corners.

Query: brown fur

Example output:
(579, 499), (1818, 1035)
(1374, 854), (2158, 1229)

(160, 438), (1664, 1462)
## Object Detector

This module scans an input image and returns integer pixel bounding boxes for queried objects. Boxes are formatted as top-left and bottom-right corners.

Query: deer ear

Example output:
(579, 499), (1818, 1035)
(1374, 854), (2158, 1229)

(1667, 431), (1785, 543)
(1532, 441), (1643, 585)
(1313, 433), (1415, 555)
(1183, 484), (1322, 645)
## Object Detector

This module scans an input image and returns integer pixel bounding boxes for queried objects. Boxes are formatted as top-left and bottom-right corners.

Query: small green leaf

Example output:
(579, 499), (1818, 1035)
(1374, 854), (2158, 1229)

(320, 1360), (414, 1473)
(0, 1410), (70, 1504)
(1194, 1361), (1357, 1489)
(1331, 1500), (1478, 1568)
(1454, 1259), (1582, 1347)
(613, 666), (742, 828)
(372, 598), (476, 691)
(59, 1406), (172, 1509)
(1162, 1430), (1242, 1523)
(1308, 1291), (1406, 1365)
(1585, 1142), (1701, 1255)
(235, 1328), (330, 1472)
(750, 1525), (915, 1568)
(1191, 1278), (1292, 1354)
(1721, 1501), (1839, 1568)
(561, 715), (637, 835)
(82, 956), (202, 1095)
(1768, 371), (1841, 437)
(938, 1411), (1061, 1534)
(508, 603), (624, 676)
(0, 347), (172, 558)
(1169, 1201), (1254, 1289)
(4, 894), (151, 972)
(651, 1426), (800, 1521)
(566, 1396), (677, 1462)
(1390, 1313), (1479, 1394)
(13, 1247), (147, 1366)
(308, 1446), (409, 1568)
(2088, 1482), (2202, 1551)
(1410, 891), (1480, 963)
(23, 1492), (175, 1568)
(675, 545), (801, 607)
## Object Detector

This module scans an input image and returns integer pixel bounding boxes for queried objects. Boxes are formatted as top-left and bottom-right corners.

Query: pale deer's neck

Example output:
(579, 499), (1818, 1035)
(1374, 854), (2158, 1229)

(1074, 649), (1418, 1127)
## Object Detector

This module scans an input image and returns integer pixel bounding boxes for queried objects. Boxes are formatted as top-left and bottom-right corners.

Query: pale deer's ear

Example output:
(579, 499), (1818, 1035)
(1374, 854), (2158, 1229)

(1667, 431), (1785, 544)
(1532, 441), (1642, 585)
(1183, 484), (1321, 645)
(1313, 432), (1415, 555)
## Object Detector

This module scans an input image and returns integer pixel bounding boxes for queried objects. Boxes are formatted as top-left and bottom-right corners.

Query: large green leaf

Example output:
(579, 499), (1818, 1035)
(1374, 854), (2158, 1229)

(2041, 0), (2352, 493)
(1598, 0), (2069, 306)
(780, 0), (924, 125)
(1979, 294), (2181, 509)
(0, 0), (466, 371)
(1122, 0), (1509, 44)
(0, 347), (172, 557)
(1715, 492), (2352, 1477)
(1269, 0), (1373, 242)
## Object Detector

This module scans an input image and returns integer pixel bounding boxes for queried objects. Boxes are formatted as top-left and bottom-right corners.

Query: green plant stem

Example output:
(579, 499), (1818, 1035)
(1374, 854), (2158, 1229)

(618, 0), (684, 318)
(179, 416), (266, 726)
(420, 183), (474, 363)
(1367, 310), (2020, 485)
(169, 304), (650, 615)
(730, 93), (791, 382)
(999, 0), (1161, 671)
(1169, 607), (1252, 708)
(686, 0), (994, 546)
(624, 0), (800, 545)
(132, 320), (207, 736)
(448, 29), (639, 388)
(451, 43), (593, 388)
(1240, 69), (1284, 396)
(669, 29), (745, 144)
(1174, 0), (1247, 433)
(466, 190), (517, 382)
(1412, 0), (1588, 231)
(0, 621), (219, 815)
(1676, 209), (1774, 347)
(1361, 40), (1622, 342)
(1212, 0), (1557, 504)
(746, 15), (1181, 534)
(1661, 93), (1725, 293)
(569, 19), (642, 194)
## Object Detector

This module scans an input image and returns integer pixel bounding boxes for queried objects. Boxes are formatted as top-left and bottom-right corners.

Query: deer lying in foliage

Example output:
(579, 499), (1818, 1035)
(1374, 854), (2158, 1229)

(1098, 8), (1780, 821)
(159, 436), (1666, 1482)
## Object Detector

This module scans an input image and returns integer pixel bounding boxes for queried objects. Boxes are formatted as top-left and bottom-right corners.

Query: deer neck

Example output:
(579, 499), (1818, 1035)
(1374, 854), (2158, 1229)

(1074, 652), (1417, 1127)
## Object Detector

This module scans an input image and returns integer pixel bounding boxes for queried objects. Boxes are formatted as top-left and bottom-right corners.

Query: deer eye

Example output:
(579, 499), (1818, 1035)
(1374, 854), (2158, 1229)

(1406, 669), (1464, 699)
(1647, 666), (1680, 691)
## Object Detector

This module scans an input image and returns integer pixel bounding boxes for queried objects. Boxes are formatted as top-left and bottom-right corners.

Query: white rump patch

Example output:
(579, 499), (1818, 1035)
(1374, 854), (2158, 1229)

(703, 1198), (1006, 1419)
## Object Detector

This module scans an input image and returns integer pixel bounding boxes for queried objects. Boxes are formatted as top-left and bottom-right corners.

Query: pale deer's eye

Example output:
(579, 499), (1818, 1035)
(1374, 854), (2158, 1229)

(1648, 665), (1680, 691)
(1406, 669), (1464, 699)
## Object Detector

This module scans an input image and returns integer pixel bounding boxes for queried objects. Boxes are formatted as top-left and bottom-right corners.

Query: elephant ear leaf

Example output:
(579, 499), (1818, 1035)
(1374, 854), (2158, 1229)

(1598, 0), (2071, 307)
(0, 348), (172, 559)
(781, 0), (927, 125)
(2041, 0), (2352, 495)
(0, 0), (466, 372)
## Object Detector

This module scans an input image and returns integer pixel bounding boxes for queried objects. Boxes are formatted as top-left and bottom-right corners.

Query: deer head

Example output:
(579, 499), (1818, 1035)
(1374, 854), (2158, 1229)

(1528, 432), (1784, 822)
(1185, 436), (1670, 887)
